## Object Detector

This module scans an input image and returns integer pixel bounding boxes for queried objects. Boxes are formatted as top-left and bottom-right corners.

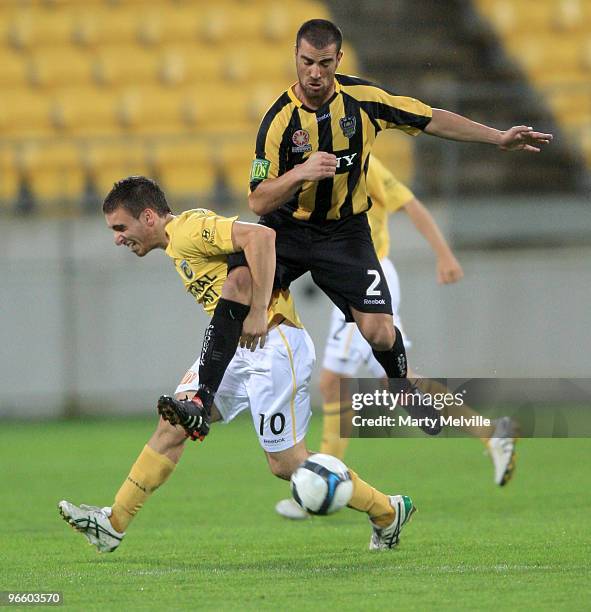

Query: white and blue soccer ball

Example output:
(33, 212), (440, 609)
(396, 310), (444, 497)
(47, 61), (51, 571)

(290, 453), (354, 515)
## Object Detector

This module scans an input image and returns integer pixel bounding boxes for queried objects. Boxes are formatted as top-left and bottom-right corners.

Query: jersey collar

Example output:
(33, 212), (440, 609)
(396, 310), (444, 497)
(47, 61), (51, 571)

(288, 78), (342, 112)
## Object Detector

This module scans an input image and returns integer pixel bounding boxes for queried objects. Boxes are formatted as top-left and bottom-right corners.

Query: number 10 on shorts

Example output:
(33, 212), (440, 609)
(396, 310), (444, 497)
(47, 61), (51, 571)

(366, 269), (382, 296)
(259, 413), (286, 436)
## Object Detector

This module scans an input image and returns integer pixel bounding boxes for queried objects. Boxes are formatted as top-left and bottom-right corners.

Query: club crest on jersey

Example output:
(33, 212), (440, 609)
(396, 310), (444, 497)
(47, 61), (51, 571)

(179, 259), (194, 280)
(339, 116), (356, 138)
(292, 129), (312, 153)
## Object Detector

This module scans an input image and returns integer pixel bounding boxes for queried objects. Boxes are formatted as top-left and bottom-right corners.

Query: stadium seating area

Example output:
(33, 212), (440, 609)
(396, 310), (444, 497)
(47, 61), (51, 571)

(474, 0), (591, 166)
(0, 0), (364, 214)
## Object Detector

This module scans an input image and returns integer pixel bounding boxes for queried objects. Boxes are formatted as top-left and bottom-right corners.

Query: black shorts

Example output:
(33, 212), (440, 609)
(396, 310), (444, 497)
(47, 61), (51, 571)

(254, 211), (392, 322)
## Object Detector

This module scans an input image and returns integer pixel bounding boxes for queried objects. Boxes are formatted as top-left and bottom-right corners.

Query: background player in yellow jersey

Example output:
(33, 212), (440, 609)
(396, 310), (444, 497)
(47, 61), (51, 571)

(276, 158), (517, 519)
(248, 19), (552, 433)
(58, 176), (417, 553)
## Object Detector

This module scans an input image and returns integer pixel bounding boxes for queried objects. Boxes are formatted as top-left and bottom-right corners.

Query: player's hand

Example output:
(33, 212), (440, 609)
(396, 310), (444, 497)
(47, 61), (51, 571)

(240, 306), (268, 351)
(295, 152), (337, 182)
(437, 254), (464, 284)
(498, 126), (553, 152)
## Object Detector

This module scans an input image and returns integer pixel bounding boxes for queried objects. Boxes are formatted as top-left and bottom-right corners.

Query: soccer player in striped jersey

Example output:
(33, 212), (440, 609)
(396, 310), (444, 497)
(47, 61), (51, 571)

(58, 176), (417, 553)
(276, 158), (517, 520)
(248, 19), (552, 433)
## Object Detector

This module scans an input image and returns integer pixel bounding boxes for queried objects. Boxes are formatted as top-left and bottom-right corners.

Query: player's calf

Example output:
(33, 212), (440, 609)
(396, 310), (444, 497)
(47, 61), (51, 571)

(265, 441), (310, 481)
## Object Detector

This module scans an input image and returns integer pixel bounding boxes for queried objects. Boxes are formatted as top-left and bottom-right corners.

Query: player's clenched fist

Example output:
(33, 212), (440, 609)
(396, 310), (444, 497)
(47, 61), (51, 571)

(295, 152), (337, 181)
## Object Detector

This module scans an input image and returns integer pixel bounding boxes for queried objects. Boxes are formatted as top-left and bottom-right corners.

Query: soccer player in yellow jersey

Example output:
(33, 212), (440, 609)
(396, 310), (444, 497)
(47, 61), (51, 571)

(58, 176), (417, 553)
(248, 19), (552, 433)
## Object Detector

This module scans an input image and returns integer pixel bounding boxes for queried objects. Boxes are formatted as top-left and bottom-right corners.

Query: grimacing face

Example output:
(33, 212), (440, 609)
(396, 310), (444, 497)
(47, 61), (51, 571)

(295, 38), (342, 107)
(105, 207), (160, 257)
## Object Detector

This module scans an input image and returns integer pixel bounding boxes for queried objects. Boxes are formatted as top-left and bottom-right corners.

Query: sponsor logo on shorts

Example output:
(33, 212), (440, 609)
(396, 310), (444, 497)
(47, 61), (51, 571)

(363, 298), (386, 305)
(263, 438), (286, 444)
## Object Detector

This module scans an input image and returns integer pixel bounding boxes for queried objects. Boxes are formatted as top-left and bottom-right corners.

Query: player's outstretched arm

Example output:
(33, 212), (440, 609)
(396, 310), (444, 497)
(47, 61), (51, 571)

(403, 197), (463, 285)
(424, 109), (553, 152)
(230, 222), (276, 350)
(248, 152), (337, 216)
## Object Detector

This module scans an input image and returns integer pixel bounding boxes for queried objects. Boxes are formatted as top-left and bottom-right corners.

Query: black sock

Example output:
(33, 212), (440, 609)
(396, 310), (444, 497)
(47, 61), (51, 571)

(371, 326), (408, 378)
(196, 298), (250, 411)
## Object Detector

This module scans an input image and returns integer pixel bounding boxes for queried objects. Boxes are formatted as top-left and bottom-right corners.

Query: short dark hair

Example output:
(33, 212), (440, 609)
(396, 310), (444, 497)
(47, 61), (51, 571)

(296, 19), (342, 53)
(103, 176), (171, 218)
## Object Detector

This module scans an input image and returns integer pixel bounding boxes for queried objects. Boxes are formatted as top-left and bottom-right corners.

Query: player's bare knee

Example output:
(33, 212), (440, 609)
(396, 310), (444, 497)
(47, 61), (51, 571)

(222, 266), (252, 304)
(360, 322), (395, 351)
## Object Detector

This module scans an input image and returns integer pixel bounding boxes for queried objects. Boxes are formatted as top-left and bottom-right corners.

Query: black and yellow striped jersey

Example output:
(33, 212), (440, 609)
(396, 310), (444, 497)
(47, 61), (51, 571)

(250, 73), (431, 224)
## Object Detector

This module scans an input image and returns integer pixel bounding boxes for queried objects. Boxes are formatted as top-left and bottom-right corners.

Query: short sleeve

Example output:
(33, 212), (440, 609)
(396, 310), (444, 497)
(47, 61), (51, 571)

(352, 82), (432, 135)
(173, 212), (238, 259)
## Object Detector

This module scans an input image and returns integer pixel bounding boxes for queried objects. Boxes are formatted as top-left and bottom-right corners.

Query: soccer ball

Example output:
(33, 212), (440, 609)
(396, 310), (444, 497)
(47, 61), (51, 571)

(290, 453), (354, 515)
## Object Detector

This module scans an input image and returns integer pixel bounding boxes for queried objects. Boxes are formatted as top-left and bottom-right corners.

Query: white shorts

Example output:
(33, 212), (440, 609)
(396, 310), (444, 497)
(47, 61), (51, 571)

(322, 257), (410, 378)
(175, 324), (316, 453)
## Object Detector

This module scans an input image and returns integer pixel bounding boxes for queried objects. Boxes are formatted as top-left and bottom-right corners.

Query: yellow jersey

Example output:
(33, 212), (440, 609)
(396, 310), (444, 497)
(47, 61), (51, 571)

(165, 209), (302, 328)
(366, 156), (414, 260)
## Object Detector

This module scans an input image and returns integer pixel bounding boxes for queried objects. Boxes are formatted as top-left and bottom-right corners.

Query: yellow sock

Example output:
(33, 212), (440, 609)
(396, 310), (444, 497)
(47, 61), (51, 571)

(110, 445), (176, 533)
(320, 401), (350, 460)
(414, 377), (495, 439)
(347, 469), (394, 528)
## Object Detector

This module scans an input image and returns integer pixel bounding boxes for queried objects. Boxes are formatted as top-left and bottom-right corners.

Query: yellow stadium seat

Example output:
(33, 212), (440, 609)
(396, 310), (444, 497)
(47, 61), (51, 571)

(511, 36), (587, 78)
(479, 0), (591, 34)
(157, 4), (202, 44)
(53, 88), (121, 136)
(158, 44), (226, 86)
(339, 42), (359, 76)
(28, 48), (95, 88)
(93, 46), (160, 86)
(18, 141), (85, 202)
(116, 87), (188, 134)
(176, 85), (252, 131)
(223, 42), (294, 84)
(6, 9), (75, 49)
(151, 141), (216, 198)
(218, 138), (256, 197)
(547, 89), (591, 127)
(246, 84), (285, 123)
(0, 50), (28, 88)
(85, 142), (150, 196)
(0, 91), (56, 137)
(73, 5), (144, 47)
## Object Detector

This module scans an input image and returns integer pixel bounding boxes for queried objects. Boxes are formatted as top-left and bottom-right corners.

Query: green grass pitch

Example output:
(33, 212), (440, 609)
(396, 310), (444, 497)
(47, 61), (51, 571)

(1, 415), (589, 610)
